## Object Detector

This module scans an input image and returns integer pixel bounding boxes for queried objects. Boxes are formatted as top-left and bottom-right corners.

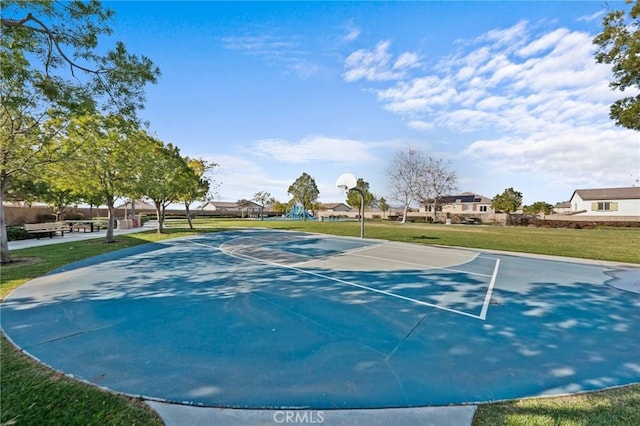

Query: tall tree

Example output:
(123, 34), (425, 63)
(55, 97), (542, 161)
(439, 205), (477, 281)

(271, 200), (288, 216)
(48, 114), (140, 243)
(593, 0), (640, 131)
(418, 157), (458, 221)
(1, 0), (159, 263)
(492, 187), (523, 224)
(134, 140), (189, 234)
(386, 148), (425, 223)
(179, 158), (216, 229)
(377, 196), (390, 219)
(287, 172), (319, 221)
(253, 191), (275, 220)
(346, 178), (375, 212)
(523, 201), (554, 218)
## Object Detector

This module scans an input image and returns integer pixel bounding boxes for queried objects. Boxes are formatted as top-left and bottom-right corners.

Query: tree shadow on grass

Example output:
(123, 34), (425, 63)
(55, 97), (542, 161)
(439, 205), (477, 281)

(411, 235), (440, 240)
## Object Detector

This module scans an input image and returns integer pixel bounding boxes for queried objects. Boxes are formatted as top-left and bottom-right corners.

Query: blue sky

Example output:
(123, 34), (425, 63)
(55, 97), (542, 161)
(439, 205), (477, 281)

(106, 1), (639, 206)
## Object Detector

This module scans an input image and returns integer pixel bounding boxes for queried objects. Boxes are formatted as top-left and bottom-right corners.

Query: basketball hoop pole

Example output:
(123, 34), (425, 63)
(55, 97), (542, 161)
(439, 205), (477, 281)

(336, 173), (364, 239)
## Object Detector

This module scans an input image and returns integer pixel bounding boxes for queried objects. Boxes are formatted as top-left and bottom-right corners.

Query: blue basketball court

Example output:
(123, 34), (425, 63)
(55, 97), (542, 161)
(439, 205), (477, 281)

(2, 229), (639, 409)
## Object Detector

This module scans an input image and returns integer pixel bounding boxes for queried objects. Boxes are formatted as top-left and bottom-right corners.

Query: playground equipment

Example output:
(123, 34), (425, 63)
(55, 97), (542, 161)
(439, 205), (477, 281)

(284, 204), (315, 220)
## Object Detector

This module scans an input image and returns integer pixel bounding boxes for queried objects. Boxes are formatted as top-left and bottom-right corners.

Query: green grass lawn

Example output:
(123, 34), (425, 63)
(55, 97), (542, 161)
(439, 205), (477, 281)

(1, 220), (638, 425)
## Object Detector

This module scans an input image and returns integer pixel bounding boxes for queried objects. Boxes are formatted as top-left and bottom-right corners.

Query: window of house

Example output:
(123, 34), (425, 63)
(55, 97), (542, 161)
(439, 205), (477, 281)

(591, 201), (618, 211)
(479, 205), (488, 212)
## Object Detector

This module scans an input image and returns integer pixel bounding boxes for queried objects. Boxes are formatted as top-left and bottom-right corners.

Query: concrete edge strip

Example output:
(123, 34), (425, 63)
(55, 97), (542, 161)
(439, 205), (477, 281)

(145, 401), (478, 426)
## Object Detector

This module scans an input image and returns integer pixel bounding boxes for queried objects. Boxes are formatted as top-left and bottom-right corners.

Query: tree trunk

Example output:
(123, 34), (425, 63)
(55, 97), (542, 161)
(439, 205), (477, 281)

(105, 196), (116, 243)
(130, 199), (137, 219)
(401, 204), (409, 224)
(185, 202), (194, 229)
(154, 202), (163, 234)
(0, 177), (11, 264)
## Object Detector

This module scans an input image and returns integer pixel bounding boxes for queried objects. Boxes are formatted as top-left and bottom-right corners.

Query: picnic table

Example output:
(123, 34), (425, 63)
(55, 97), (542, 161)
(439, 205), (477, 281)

(65, 220), (103, 233)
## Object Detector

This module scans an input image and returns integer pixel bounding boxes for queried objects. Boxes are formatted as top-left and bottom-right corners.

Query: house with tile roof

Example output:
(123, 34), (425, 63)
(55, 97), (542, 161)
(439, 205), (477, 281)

(421, 192), (494, 216)
(568, 187), (640, 216)
(319, 203), (353, 212)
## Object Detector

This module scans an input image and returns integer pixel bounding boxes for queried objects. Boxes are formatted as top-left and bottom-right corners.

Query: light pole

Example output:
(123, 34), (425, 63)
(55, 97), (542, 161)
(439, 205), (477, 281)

(336, 173), (364, 239)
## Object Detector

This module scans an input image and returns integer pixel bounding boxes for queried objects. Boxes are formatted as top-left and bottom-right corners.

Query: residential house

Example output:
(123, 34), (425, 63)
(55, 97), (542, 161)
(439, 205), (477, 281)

(568, 187), (640, 216)
(198, 201), (261, 217)
(421, 192), (494, 216)
(319, 203), (353, 212)
(552, 201), (572, 214)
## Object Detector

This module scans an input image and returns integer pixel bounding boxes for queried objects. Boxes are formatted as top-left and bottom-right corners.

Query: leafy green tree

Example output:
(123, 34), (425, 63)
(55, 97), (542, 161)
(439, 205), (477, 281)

(378, 197), (390, 219)
(134, 139), (190, 234)
(253, 191), (275, 220)
(48, 114), (141, 242)
(523, 201), (554, 217)
(180, 158), (216, 229)
(1, 0), (159, 263)
(287, 172), (319, 221)
(271, 200), (288, 216)
(492, 187), (523, 224)
(593, 0), (640, 131)
(33, 182), (77, 222)
(346, 178), (375, 211)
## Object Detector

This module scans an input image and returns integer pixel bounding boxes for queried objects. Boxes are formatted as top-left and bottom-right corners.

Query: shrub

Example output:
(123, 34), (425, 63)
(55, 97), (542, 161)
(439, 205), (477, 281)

(7, 226), (29, 241)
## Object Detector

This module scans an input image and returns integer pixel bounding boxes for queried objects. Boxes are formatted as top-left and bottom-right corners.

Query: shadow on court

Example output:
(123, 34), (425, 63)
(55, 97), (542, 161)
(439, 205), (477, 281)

(2, 230), (639, 409)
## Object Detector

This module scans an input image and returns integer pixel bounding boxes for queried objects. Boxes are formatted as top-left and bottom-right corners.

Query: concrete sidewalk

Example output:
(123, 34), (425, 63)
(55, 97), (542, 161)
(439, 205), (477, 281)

(8, 226), (152, 250)
(146, 402), (478, 426)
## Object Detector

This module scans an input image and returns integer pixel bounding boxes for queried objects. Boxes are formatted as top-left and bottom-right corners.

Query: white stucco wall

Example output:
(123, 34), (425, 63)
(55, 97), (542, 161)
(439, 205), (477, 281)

(570, 194), (640, 216)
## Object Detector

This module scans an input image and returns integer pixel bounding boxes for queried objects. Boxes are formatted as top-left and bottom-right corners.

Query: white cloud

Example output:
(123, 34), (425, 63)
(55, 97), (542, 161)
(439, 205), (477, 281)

(518, 28), (569, 57)
(221, 33), (318, 79)
(407, 120), (434, 131)
(251, 136), (377, 164)
(479, 19), (529, 49)
(343, 20), (640, 193)
(377, 76), (456, 114)
(341, 22), (361, 42)
(578, 10), (605, 23)
(343, 40), (420, 82)
(464, 126), (639, 189)
(202, 154), (291, 202)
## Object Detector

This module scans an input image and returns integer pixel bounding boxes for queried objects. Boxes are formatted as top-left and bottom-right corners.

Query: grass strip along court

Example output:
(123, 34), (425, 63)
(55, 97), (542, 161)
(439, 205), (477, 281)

(1, 220), (639, 425)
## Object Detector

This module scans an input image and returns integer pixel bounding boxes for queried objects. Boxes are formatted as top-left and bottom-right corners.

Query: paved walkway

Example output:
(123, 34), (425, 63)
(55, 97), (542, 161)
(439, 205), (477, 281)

(7, 228), (478, 426)
(8, 226), (152, 250)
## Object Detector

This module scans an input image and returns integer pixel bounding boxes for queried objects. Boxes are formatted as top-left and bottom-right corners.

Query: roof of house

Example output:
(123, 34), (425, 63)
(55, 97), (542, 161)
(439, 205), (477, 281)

(320, 203), (352, 210)
(424, 193), (492, 204)
(572, 187), (640, 201)
(199, 200), (262, 209)
(115, 201), (156, 210)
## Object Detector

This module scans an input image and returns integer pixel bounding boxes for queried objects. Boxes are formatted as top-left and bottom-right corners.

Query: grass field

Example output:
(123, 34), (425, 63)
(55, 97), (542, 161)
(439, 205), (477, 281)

(1, 219), (639, 425)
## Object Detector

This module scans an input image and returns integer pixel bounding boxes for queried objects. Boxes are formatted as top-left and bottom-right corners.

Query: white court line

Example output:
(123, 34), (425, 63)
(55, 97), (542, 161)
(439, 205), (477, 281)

(191, 234), (499, 321)
(384, 241), (479, 257)
(479, 258), (500, 320)
(292, 241), (384, 266)
(346, 251), (491, 277)
(211, 241), (485, 320)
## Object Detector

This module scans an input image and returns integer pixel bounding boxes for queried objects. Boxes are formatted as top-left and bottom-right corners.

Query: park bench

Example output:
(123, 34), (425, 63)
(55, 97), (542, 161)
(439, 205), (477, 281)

(23, 222), (71, 239)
